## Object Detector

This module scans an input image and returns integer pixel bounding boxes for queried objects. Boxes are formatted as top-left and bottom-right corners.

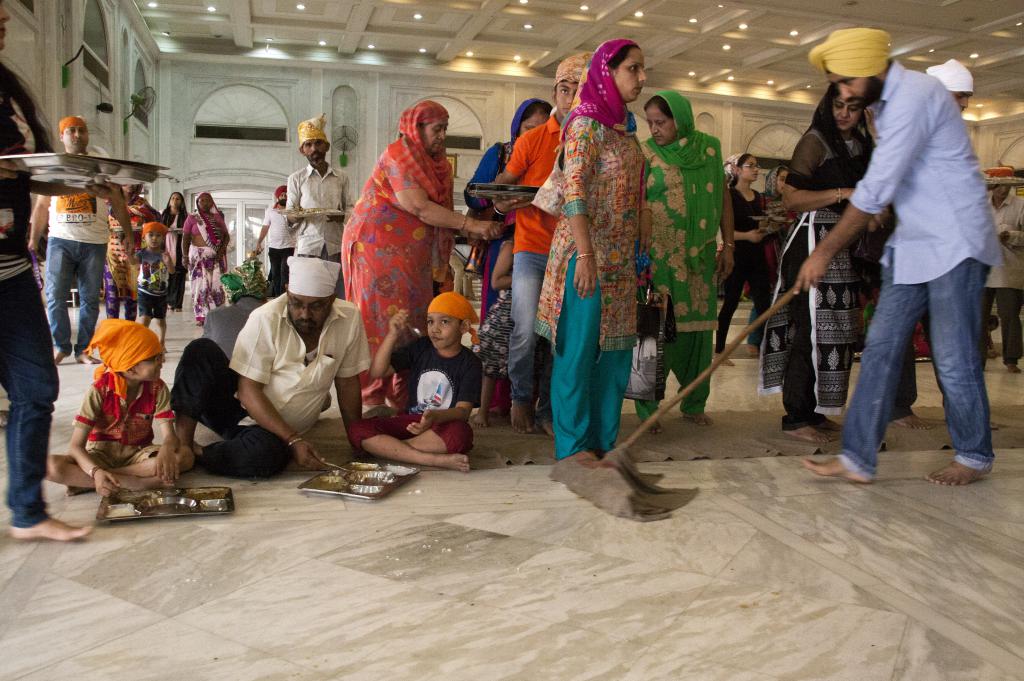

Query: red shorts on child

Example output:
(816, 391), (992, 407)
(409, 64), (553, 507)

(347, 413), (474, 454)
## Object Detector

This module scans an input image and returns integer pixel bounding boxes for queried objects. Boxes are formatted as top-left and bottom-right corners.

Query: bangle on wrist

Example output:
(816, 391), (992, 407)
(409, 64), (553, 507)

(723, 242), (735, 248)
(88, 465), (101, 479)
(577, 252), (594, 260)
(286, 435), (304, 447)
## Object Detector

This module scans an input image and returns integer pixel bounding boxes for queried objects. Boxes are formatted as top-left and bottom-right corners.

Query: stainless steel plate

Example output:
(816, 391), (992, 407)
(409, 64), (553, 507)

(0, 153), (167, 188)
(97, 486), (234, 521)
(466, 183), (539, 201)
(299, 463), (418, 501)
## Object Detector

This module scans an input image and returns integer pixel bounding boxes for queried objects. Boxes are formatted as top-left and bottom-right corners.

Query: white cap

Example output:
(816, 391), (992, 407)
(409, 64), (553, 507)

(287, 256), (340, 297)
(926, 59), (973, 93)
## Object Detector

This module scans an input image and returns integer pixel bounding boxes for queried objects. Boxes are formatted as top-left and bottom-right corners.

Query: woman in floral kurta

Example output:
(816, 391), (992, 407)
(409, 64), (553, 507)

(343, 101), (500, 409)
(535, 39), (647, 463)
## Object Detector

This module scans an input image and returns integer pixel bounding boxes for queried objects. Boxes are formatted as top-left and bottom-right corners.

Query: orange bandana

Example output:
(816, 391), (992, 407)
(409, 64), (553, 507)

(427, 292), (479, 345)
(142, 221), (167, 238)
(86, 319), (163, 399)
(59, 116), (87, 135)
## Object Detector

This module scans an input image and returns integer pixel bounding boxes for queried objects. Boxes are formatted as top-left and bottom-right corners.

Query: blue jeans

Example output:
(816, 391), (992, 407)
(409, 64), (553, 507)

(1, 270), (60, 528)
(45, 236), (107, 355)
(507, 251), (551, 423)
(840, 257), (993, 478)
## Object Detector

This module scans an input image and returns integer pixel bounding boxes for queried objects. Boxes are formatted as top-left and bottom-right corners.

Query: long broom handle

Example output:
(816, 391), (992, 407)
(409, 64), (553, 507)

(619, 287), (800, 450)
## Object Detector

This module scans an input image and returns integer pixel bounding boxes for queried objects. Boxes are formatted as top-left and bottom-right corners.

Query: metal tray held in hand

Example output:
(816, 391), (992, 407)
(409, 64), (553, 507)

(0, 153), (167, 188)
(466, 183), (540, 201)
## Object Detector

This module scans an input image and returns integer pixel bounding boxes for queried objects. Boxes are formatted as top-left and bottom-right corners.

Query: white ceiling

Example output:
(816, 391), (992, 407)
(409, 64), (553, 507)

(135, 0), (1024, 118)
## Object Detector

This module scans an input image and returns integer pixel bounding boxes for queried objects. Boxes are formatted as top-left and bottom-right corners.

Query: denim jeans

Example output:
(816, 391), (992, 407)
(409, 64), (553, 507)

(1, 270), (60, 528)
(45, 236), (107, 355)
(507, 250), (551, 423)
(840, 257), (993, 478)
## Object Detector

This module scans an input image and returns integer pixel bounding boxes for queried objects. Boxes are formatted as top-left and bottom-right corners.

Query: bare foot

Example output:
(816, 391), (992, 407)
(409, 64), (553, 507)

(538, 421), (556, 437)
(816, 418), (842, 432)
(891, 413), (935, 430)
(647, 420), (663, 435)
(76, 353), (101, 365)
(683, 413), (713, 426)
(986, 347), (998, 359)
(785, 426), (832, 444)
(511, 403), (537, 434)
(566, 450), (617, 469)
(65, 485), (93, 496)
(714, 352), (734, 367)
(801, 457), (872, 483)
(471, 411), (490, 428)
(9, 518), (92, 542)
(433, 453), (470, 473)
(743, 344), (759, 358)
(54, 350), (69, 365)
(1006, 363), (1021, 374)
(926, 461), (988, 486)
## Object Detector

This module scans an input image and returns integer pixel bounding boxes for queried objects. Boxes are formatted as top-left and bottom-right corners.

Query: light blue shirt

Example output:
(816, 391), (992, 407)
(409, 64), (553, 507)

(850, 60), (1000, 285)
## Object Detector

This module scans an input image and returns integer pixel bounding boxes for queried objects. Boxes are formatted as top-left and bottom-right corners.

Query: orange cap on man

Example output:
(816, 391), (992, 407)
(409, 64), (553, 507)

(58, 116), (88, 135)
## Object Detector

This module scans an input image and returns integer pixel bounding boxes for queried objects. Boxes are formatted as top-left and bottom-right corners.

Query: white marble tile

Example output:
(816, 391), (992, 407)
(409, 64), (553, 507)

(635, 579), (907, 681)
(0, 575), (162, 679)
(890, 620), (1024, 681)
(18, 619), (322, 681)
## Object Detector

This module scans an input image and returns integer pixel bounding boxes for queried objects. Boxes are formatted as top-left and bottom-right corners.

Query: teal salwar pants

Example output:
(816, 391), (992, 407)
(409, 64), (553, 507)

(551, 255), (632, 460)
(634, 330), (714, 420)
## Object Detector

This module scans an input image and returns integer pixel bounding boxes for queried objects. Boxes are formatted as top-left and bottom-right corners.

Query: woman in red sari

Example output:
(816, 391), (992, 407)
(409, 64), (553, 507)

(343, 100), (501, 410)
(182, 192), (229, 326)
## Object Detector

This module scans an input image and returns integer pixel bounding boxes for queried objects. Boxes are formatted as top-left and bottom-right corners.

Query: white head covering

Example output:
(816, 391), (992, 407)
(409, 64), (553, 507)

(287, 256), (340, 297)
(926, 59), (974, 93)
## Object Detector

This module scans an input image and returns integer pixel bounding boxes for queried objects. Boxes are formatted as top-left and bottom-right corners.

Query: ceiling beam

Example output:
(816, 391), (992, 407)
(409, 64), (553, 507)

(530, 0), (649, 69)
(338, 1), (375, 55)
(437, 0), (508, 62)
(646, 8), (762, 68)
(229, 0), (253, 49)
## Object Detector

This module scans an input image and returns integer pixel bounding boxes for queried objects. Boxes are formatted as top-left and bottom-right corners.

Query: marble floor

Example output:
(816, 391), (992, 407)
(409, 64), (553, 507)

(1, 303), (1023, 681)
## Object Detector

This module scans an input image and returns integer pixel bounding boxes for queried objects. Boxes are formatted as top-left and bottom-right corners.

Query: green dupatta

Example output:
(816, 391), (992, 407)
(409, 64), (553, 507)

(644, 90), (724, 328)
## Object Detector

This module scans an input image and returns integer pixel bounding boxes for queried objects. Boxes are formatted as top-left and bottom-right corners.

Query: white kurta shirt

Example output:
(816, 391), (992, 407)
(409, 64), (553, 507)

(986, 193), (1024, 290)
(286, 164), (350, 257)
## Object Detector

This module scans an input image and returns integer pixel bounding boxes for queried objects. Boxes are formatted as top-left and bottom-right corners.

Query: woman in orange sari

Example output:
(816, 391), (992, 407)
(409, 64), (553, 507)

(343, 101), (501, 410)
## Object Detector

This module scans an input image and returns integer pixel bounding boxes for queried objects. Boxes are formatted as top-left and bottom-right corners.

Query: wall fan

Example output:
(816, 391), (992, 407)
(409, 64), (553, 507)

(123, 86), (156, 134)
(334, 125), (359, 167)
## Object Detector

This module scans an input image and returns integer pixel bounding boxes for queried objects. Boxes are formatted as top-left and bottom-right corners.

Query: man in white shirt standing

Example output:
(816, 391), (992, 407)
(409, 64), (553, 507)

(287, 114), (349, 297)
(983, 177), (1024, 373)
(255, 184), (295, 297)
(28, 116), (132, 365)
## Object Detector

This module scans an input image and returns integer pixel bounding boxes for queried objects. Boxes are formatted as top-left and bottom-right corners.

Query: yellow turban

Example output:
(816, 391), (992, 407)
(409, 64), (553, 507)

(808, 28), (891, 78)
(427, 292), (479, 345)
(297, 113), (328, 148)
(555, 52), (590, 85)
(86, 319), (163, 399)
(59, 116), (87, 135)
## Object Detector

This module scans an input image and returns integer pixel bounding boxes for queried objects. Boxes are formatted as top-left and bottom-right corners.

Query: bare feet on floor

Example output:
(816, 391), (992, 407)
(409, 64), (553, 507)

(538, 421), (555, 437)
(54, 350), (69, 365)
(683, 413), (713, 426)
(76, 353), (101, 365)
(801, 457), (872, 483)
(891, 413), (935, 430)
(647, 420), (663, 435)
(743, 344), (759, 358)
(926, 461), (988, 486)
(1006, 363), (1021, 374)
(471, 411), (490, 428)
(785, 426), (833, 443)
(714, 352), (734, 367)
(567, 450), (618, 469)
(9, 518), (92, 541)
(816, 417), (842, 432)
(433, 453), (470, 473)
(511, 403), (537, 434)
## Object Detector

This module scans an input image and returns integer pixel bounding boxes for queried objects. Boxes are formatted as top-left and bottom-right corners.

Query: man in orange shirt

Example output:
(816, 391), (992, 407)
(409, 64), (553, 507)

(494, 52), (588, 434)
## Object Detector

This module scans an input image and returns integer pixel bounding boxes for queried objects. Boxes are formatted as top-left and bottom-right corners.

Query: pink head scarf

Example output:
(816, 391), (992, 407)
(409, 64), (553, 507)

(562, 38), (639, 140)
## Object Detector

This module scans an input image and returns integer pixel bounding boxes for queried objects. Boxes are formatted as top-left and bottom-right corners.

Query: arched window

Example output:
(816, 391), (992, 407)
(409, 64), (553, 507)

(194, 85), (289, 141)
(83, 0), (110, 87)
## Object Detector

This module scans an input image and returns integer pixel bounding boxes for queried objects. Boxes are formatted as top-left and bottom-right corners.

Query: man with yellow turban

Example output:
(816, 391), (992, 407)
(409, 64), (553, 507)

(286, 114), (350, 297)
(798, 28), (1002, 486)
(491, 52), (590, 435)
(46, 319), (193, 496)
(28, 115), (133, 364)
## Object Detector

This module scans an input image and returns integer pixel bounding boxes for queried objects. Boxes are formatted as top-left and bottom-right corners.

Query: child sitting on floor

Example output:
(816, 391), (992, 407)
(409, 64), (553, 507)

(347, 292), (482, 472)
(47, 319), (194, 496)
(473, 238), (513, 428)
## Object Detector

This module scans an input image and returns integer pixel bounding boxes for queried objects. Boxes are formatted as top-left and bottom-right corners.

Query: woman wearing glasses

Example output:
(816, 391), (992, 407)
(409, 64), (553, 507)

(716, 154), (772, 362)
(758, 84), (870, 443)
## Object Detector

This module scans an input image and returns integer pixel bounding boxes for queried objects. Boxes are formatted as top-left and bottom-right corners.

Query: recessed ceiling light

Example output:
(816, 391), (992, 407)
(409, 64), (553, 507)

(207, 5), (216, 11)
(722, 44), (731, 50)
(318, 40), (327, 46)
(1017, 21), (1023, 26)
(162, 31), (170, 36)
(969, 52), (979, 58)
(928, 48), (935, 53)
(265, 38), (273, 42)
(514, 54), (522, 62)
(767, 79), (774, 85)
(976, 103), (983, 108)
(727, 75), (734, 81)
(147, 1), (158, 7)
(296, 2), (305, 9)
(789, 30), (799, 36)
(688, 17), (698, 23)
(367, 44), (375, 49)
(688, 71), (696, 76)
(519, 0), (528, 4)
(738, 23), (748, 29)
(718, 3), (724, 7)
(634, 10), (644, 17)
(418, 47), (427, 53)
(413, 13), (422, 20)
(523, 23), (533, 29)
(580, 4), (589, 10)
(806, 84), (812, 88)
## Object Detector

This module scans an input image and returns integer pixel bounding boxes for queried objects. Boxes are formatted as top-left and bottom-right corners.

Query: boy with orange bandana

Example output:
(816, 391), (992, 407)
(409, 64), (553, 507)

(47, 319), (194, 495)
(130, 221), (173, 346)
(347, 292), (481, 472)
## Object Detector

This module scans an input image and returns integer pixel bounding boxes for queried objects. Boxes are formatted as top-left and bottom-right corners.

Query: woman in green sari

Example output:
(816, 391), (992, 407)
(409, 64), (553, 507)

(636, 91), (735, 429)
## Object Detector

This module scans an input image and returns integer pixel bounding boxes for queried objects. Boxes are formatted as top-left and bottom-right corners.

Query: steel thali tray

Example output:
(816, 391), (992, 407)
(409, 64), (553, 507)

(1, 153), (167, 188)
(283, 207), (345, 218)
(299, 462), (419, 501)
(96, 486), (234, 521)
(466, 183), (539, 201)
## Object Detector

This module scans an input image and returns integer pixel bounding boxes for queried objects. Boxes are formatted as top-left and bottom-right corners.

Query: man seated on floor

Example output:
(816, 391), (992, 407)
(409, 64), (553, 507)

(346, 293), (480, 473)
(172, 257), (369, 477)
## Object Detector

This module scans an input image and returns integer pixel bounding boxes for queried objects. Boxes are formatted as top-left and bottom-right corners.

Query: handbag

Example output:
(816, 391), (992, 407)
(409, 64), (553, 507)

(532, 151), (566, 217)
(625, 283), (667, 402)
